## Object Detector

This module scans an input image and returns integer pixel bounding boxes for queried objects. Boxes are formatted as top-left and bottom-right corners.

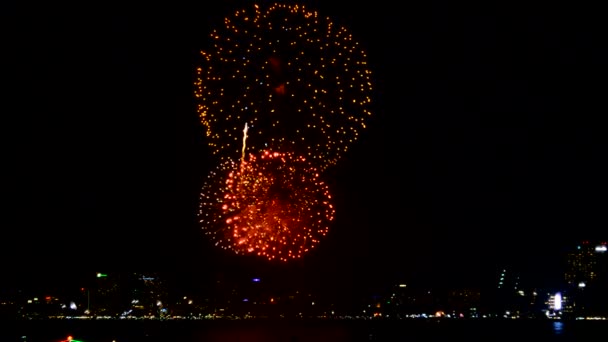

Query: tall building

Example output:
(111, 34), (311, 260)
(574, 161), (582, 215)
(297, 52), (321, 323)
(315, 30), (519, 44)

(89, 272), (127, 317)
(564, 241), (607, 287)
(86, 272), (169, 318)
(488, 267), (521, 317)
(563, 240), (607, 318)
(128, 272), (169, 318)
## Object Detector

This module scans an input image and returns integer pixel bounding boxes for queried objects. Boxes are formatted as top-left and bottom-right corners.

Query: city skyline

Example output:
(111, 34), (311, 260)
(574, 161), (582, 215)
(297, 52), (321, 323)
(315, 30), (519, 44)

(5, 0), (606, 300)
(2, 240), (607, 320)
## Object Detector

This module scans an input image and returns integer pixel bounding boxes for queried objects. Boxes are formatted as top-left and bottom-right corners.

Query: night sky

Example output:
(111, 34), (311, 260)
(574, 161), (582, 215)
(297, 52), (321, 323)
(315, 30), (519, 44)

(5, 1), (606, 299)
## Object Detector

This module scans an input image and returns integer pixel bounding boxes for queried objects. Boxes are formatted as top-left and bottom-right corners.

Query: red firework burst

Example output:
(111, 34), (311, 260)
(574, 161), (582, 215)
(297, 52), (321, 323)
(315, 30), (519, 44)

(198, 150), (334, 261)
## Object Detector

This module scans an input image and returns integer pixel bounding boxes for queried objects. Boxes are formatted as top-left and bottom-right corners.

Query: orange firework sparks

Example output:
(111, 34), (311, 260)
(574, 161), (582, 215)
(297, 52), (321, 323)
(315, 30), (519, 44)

(194, 2), (373, 172)
(198, 150), (334, 261)
(195, 2), (373, 261)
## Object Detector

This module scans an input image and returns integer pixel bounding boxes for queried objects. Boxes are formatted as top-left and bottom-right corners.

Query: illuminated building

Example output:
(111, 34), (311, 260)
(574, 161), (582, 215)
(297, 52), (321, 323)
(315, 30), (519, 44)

(489, 267), (521, 317)
(89, 272), (125, 317)
(85, 272), (170, 318)
(545, 291), (568, 319)
(564, 240), (607, 287)
(127, 273), (169, 318)
(563, 241), (608, 318)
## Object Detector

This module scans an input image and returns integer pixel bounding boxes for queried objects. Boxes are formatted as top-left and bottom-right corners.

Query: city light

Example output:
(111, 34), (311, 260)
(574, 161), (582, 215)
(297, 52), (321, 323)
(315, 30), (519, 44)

(554, 292), (562, 311)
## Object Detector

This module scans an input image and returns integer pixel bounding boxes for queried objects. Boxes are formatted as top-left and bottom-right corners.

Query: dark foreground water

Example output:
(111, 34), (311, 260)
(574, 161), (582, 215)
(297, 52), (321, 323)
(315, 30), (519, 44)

(3, 319), (608, 342)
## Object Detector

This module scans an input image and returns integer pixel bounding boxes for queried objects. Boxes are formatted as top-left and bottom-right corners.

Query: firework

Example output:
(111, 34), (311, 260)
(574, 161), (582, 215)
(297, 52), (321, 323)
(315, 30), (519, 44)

(198, 150), (335, 261)
(194, 2), (373, 171)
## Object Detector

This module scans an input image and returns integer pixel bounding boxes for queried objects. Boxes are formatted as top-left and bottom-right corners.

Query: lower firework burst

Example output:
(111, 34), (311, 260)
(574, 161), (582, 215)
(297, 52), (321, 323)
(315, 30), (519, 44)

(198, 150), (334, 261)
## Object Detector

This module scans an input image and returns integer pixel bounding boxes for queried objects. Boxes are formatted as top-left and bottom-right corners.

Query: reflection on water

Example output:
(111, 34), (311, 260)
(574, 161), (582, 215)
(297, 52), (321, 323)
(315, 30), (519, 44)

(6, 319), (608, 342)
(552, 321), (564, 335)
(195, 321), (355, 342)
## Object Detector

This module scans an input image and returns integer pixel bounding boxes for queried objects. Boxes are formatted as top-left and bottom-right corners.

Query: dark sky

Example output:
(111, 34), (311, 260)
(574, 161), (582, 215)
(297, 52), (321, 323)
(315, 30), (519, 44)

(4, 1), (606, 298)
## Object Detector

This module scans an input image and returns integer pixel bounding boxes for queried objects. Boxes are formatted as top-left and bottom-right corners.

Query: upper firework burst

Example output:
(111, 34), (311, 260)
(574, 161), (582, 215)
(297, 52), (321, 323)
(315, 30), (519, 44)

(194, 2), (373, 171)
